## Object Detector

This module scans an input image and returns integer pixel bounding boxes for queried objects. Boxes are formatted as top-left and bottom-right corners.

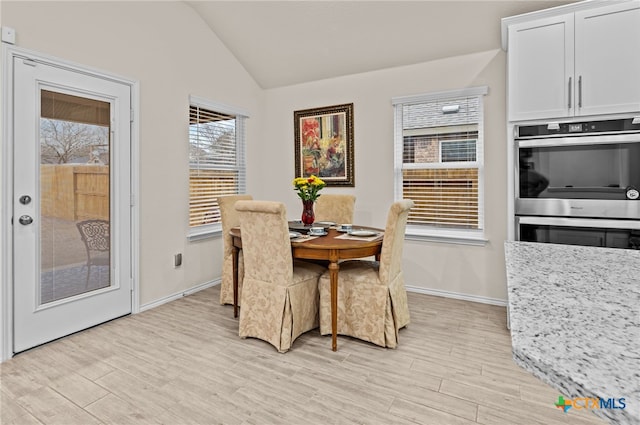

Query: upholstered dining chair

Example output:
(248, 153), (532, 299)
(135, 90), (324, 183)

(313, 194), (356, 224)
(218, 194), (253, 306)
(317, 199), (414, 348)
(235, 200), (326, 353)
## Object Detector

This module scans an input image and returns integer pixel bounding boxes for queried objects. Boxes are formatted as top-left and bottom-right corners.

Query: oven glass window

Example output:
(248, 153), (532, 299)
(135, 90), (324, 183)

(519, 224), (640, 249)
(519, 142), (640, 199)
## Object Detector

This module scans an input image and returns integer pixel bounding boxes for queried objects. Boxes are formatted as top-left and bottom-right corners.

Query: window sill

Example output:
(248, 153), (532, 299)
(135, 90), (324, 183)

(187, 226), (222, 242)
(405, 227), (487, 246)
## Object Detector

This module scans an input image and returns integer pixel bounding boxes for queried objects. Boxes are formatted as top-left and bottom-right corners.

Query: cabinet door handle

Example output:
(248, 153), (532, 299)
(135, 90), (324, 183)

(568, 77), (572, 109)
(578, 75), (582, 108)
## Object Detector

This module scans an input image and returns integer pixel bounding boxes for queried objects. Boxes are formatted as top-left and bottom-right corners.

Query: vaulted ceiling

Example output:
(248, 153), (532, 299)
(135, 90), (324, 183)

(185, 1), (575, 89)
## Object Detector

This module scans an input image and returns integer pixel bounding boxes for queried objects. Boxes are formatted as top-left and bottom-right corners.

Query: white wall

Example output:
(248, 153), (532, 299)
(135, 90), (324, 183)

(259, 50), (509, 302)
(1, 1), (264, 305)
(2, 1), (510, 315)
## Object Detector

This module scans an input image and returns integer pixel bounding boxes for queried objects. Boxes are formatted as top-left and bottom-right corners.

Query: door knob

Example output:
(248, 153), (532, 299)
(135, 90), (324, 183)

(19, 215), (33, 225)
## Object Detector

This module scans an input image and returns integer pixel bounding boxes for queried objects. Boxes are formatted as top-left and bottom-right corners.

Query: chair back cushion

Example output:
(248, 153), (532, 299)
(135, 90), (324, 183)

(235, 200), (293, 283)
(313, 194), (355, 224)
(378, 200), (414, 284)
(218, 194), (252, 305)
(218, 194), (253, 255)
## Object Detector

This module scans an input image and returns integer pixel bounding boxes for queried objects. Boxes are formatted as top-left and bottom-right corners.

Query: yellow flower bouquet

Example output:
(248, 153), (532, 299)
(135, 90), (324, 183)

(293, 175), (326, 201)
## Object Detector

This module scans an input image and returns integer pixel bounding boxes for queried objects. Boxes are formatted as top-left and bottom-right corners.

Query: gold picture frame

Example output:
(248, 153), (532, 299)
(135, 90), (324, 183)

(294, 103), (354, 187)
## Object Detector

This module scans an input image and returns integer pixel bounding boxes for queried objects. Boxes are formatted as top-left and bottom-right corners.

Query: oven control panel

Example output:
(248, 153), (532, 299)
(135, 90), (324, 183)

(516, 118), (640, 138)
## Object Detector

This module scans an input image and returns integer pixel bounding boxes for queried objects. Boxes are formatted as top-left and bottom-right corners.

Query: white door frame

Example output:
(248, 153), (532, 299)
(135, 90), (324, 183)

(0, 44), (140, 362)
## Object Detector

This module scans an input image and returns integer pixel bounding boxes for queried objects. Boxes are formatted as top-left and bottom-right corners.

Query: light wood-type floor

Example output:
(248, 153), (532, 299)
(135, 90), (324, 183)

(1, 285), (605, 425)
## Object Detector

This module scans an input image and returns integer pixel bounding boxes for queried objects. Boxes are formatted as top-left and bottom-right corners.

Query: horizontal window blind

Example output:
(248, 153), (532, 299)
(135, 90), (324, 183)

(393, 87), (486, 234)
(403, 96), (480, 129)
(403, 168), (479, 228)
(189, 103), (246, 228)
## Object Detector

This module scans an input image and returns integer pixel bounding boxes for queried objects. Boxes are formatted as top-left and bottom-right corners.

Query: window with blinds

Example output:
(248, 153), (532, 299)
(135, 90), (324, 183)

(189, 98), (246, 234)
(393, 87), (487, 241)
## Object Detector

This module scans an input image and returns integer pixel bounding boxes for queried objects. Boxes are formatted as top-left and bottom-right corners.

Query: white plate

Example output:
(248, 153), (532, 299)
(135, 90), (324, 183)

(308, 231), (327, 236)
(289, 231), (302, 238)
(349, 230), (378, 237)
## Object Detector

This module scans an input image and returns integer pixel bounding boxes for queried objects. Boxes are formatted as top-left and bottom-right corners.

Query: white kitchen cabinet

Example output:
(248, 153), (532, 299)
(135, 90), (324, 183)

(574, 2), (640, 117)
(508, 14), (574, 121)
(507, 0), (640, 122)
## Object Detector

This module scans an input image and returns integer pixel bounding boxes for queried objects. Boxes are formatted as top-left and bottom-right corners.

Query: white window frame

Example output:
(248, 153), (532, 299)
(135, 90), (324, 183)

(187, 96), (248, 241)
(393, 86), (488, 245)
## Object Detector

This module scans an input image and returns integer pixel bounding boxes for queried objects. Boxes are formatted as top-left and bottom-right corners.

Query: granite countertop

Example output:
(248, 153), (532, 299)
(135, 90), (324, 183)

(504, 241), (640, 425)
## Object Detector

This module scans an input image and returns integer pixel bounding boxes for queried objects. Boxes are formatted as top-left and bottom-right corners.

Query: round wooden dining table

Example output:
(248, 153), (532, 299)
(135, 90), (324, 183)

(229, 225), (384, 351)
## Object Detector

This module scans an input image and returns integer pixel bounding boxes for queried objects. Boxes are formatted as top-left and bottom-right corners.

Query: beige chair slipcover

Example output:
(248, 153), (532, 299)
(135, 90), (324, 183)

(218, 194), (253, 306)
(313, 194), (356, 224)
(318, 199), (414, 348)
(235, 200), (325, 353)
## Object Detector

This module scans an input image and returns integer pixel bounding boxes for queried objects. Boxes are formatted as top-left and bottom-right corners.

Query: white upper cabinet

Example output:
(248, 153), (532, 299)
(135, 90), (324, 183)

(574, 2), (640, 117)
(506, 0), (640, 122)
(508, 14), (574, 121)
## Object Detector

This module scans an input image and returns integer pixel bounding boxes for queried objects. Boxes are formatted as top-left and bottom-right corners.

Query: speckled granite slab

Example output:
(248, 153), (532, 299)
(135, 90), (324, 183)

(504, 241), (640, 425)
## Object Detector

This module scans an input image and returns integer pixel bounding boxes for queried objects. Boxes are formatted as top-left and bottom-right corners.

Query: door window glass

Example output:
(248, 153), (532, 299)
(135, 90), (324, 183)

(40, 90), (111, 304)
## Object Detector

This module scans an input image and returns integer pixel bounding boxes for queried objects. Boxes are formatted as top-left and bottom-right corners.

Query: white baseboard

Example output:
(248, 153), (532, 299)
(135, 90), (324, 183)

(405, 285), (507, 307)
(138, 279), (506, 313)
(139, 279), (220, 312)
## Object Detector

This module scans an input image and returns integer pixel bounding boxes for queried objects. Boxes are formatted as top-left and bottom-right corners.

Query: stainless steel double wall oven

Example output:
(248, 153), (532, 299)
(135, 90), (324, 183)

(515, 117), (640, 249)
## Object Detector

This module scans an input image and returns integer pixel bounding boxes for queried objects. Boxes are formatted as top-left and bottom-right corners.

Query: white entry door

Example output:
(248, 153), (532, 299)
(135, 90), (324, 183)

(12, 54), (132, 353)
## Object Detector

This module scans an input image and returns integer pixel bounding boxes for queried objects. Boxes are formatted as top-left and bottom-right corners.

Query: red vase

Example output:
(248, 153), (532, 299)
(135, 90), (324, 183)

(301, 200), (315, 225)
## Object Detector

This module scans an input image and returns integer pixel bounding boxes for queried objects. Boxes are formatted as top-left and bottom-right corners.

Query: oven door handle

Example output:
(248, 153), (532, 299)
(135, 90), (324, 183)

(517, 215), (640, 230)
(518, 133), (640, 148)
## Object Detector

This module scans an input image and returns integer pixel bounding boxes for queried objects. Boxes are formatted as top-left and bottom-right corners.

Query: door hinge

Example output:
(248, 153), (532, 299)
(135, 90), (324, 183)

(130, 109), (134, 123)
(130, 193), (135, 207)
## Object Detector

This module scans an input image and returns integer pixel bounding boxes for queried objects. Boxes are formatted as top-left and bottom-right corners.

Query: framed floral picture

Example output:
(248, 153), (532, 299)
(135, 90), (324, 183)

(294, 103), (354, 187)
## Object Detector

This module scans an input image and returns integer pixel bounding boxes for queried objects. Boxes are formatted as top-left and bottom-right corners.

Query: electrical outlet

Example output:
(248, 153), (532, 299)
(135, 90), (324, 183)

(174, 253), (182, 267)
